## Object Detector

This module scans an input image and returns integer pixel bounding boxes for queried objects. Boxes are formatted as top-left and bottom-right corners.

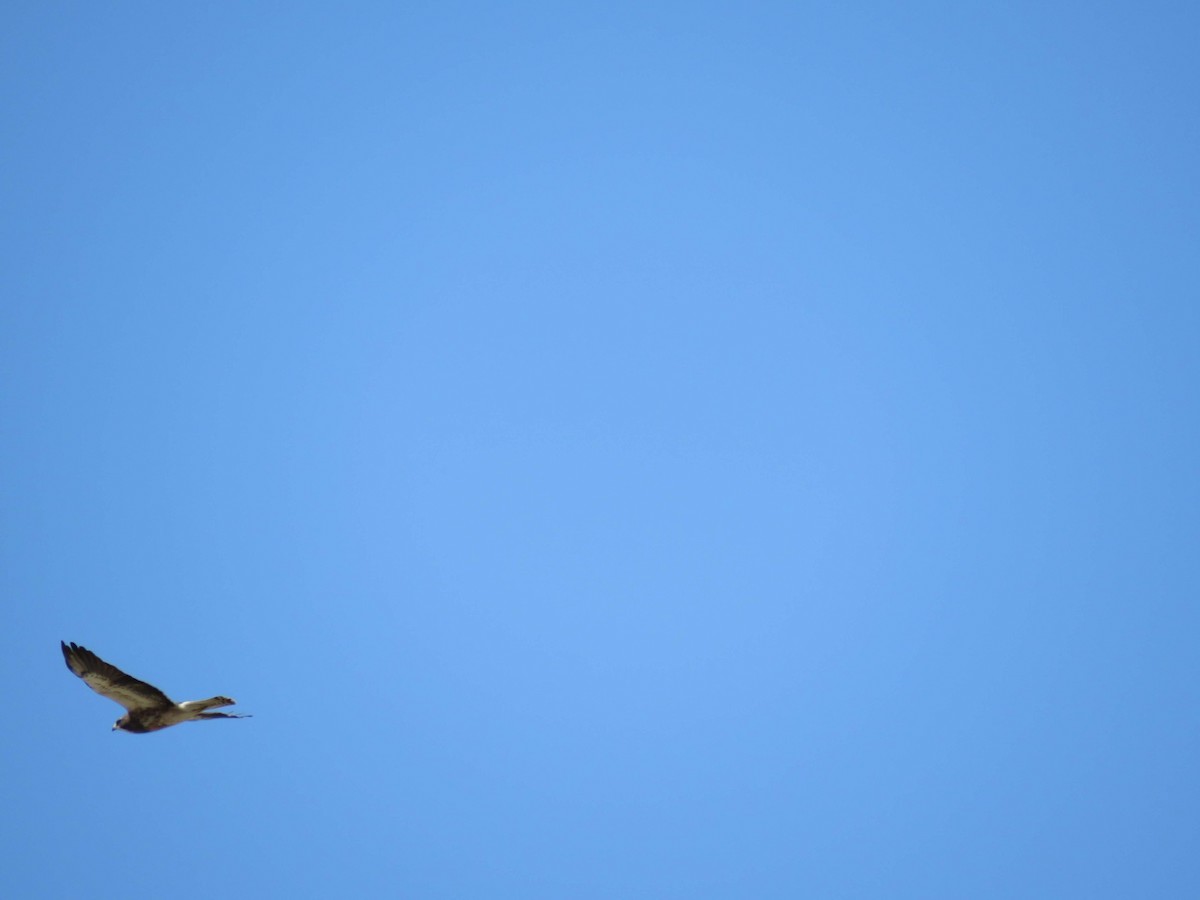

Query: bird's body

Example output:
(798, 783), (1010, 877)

(61, 641), (250, 733)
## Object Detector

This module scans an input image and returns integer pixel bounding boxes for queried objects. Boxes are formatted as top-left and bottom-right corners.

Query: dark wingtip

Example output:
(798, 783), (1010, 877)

(61, 641), (86, 673)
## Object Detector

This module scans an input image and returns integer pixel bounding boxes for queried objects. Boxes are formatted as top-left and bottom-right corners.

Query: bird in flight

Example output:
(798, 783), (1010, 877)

(61, 641), (251, 733)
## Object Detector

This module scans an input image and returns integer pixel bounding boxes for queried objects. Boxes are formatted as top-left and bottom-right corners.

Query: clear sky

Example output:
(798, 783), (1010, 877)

(3, 2), (1198, 897)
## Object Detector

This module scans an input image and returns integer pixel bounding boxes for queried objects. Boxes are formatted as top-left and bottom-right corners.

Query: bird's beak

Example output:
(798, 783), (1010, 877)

(112, 724), (119, 732)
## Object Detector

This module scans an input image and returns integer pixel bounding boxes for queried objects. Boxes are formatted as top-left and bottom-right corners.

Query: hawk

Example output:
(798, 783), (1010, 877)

(61, 641), (251, 733)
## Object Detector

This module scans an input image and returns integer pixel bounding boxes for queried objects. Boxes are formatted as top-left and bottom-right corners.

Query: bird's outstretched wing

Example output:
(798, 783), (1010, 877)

(61, 642), (174, 712)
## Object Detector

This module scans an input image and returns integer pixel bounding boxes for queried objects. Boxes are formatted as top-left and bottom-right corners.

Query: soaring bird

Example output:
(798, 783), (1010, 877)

(61, 641), (251, 733)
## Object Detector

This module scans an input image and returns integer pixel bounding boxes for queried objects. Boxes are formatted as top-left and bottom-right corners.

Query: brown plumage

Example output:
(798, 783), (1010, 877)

(61, 641), (251, 733)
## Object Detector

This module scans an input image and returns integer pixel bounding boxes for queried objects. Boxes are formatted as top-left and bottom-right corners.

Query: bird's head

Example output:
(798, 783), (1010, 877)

(112, 716), (129, 732)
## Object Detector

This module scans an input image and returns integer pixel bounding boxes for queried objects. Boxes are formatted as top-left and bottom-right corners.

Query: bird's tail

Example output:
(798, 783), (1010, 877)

(179, 696), (237, 712)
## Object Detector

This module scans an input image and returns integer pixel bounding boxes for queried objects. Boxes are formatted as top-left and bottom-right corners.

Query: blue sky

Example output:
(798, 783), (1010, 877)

(3, 2), (1198, 897)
